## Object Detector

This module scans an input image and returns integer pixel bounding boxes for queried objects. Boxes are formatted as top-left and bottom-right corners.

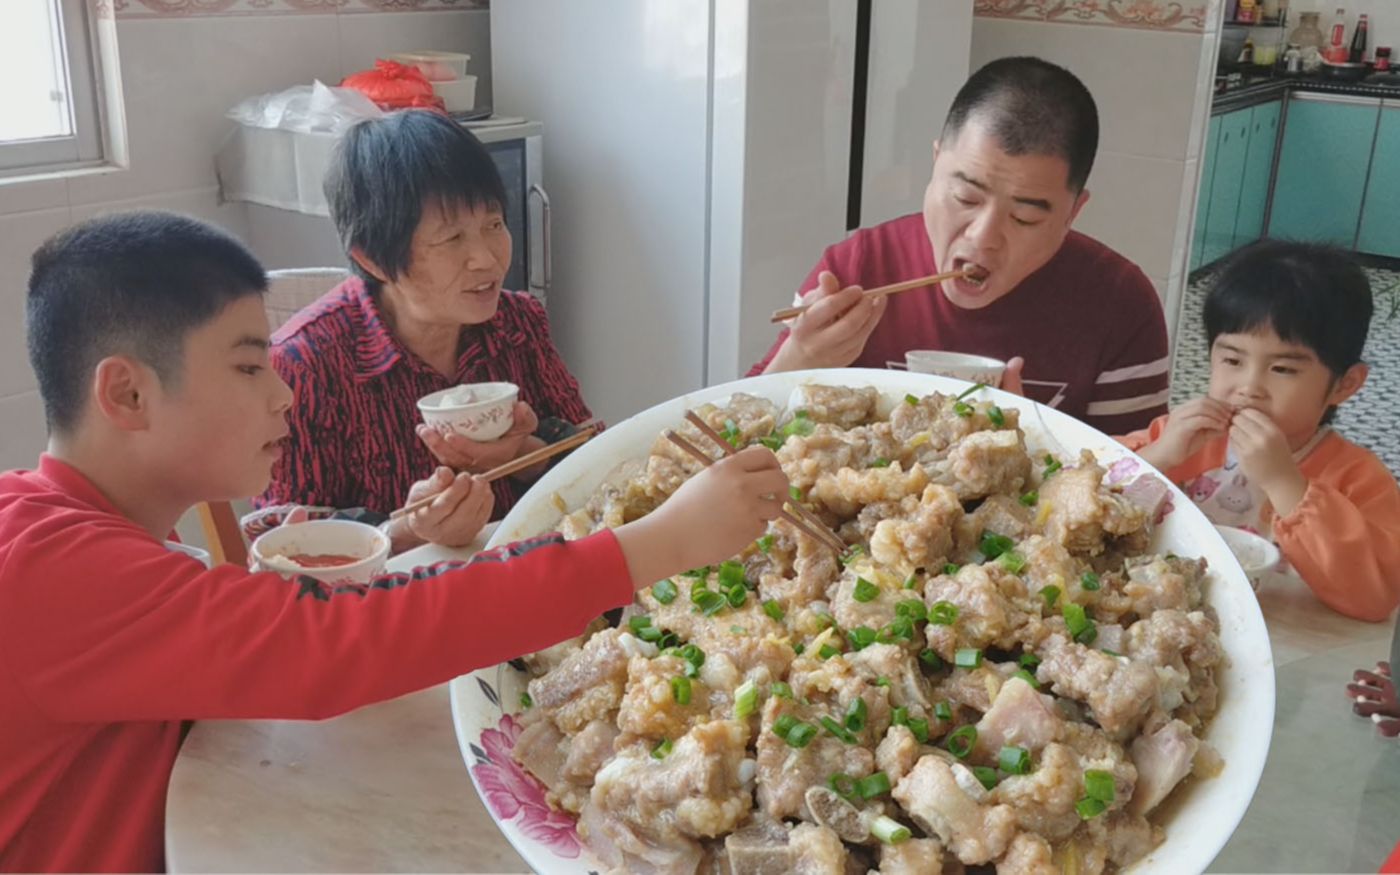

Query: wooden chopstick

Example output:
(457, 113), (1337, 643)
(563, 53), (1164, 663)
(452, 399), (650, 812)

(663, 430), (840, 553)
(391, 423), (599, 520)
(769, 267), (974, 323)
(679, 411), (846, 552)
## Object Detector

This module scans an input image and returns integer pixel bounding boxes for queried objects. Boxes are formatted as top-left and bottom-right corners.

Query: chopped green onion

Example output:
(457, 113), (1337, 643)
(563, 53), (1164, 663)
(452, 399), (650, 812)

(997, 551), (1027, 575)
(871, 815), (911, 845)
(777, 410), (814, 440)
(947, 725), (978, 759)
(821, 716), (858, 744)
(953, 400), (974, 418)
(934, 701), (953, 722)
(875, 676), (891, 688)
(734, 680), (758, 719)
(771, 681), (793, 699)
(848, 626), (878, 651)
(1019, 490), (1038, 506)
(652, 579), (678, 604)
(943, 563), (961, 575)
(1012, 669), (1040, 689)
(1076, 797), (1108, 819)
(681, 566), (711, 579)
(762, 599), (785, 622)
(718, 560), (745, 591)
(904, 393), (919, 406)
(651, 737), (672, 759)
(671, 676), (692, 705)
(679, 643), (705, 668)
(693, 590), (726, 616)
(1102, 648), (1122, 657)
(853, 577), (880, 603)
(928, 600), (959, 626)
(793, 642), (805, 655)
(786, 721), (818, 748)
(1081, 571), (1101, 592)
(972, 765), (1000, 790)
(1019, 652), (1041, 669)
(756, 534), (775, 554)
(719, 418), (743, 448)
(628, 615), (652, 634)
(758, 434), (783, 451)
(828, 772), (857, 800)
(773, 714), (798, 738)
(903, 574), (919, 590)
(907, 717), (930, 744)
(879, 618), (915, 643)
(636, 625), (664, 642)
(979, 531), (1015, 560)
(1039, 585), (1061, 609)
(819, 643), (840, 660)
(519, 692), (533, 709)
(789, 485), (805, 502)
(870, 457), (891, 468)
(892, 706), (909, 726)
(1084, 769), (1116, 803)
(840, 545), (866, 566)
(895, 599), (927, 622)
(955, 648), (983, 669)
(1044, 454), (1063, 478)
(845, 698), (868, 732)
(920, 649), (945, 671)
(988, 405), (1005, 428)
(999, 746), (1032, 775)
(855, 771), (892, 799)
(1063, 602), (1097, 645)
(955, 382), (987, 401)
(725, 585), (747, 609)
(813, 612), (834, 630)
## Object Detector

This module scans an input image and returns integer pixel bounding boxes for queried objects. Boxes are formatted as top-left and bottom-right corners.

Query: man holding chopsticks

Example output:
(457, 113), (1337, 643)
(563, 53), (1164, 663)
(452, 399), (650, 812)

(750, 56), (1170, 435)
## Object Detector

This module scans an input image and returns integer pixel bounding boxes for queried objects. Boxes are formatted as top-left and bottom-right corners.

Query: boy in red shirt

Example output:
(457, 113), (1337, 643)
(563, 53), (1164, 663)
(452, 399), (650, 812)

(0, 211), (789, 872)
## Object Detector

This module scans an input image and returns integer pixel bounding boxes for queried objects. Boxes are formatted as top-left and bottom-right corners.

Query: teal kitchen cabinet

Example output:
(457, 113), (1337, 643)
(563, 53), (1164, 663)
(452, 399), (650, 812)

(1357, 100), (1400, 258)
(1233, 99), (1282, 247)
(1191, 114), (1223, 272)
(1201, 107), (1253, 265)
(1268, 94), (1381, 247)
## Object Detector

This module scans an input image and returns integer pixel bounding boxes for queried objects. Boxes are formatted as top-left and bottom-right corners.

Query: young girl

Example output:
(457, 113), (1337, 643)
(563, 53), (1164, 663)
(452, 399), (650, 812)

(1121, 239), (1400, 622)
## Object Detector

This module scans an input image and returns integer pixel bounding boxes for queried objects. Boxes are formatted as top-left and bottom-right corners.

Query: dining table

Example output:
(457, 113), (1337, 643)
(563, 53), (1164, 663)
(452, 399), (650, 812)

(164, 526), (1399, 873)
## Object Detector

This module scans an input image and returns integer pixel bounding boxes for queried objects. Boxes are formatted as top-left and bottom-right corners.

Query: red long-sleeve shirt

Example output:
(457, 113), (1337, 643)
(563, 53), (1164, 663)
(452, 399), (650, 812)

(0, 456), (632, 872)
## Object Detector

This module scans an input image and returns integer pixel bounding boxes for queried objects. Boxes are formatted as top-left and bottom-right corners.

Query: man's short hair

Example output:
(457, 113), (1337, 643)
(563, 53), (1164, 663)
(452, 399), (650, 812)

(943, 56), (1100, 193)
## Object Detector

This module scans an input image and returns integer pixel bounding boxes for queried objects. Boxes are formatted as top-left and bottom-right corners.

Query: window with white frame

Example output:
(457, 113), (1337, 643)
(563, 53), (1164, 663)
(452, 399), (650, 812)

(0, 0), (105, 175)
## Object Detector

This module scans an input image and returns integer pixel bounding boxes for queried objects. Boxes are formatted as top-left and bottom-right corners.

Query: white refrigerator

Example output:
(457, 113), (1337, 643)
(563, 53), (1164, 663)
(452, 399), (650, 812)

(491, 0), (972, 424)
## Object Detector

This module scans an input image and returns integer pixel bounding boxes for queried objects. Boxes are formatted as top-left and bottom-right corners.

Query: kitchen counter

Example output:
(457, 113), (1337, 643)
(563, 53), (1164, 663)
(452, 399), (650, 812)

(1213, 73), (1400, 114)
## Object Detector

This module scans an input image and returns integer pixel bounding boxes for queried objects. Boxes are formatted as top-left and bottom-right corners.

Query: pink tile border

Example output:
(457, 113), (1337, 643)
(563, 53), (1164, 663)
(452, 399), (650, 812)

(107, 0), (487, 17)
(974, 0), (1212, 33)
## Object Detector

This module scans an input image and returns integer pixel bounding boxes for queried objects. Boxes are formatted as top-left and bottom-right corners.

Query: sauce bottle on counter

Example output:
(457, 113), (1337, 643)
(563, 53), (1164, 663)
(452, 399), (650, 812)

(1329, 7), (1348, 63)
(1377, 46), (1392, 72)
(1350, 13), (1369, 63)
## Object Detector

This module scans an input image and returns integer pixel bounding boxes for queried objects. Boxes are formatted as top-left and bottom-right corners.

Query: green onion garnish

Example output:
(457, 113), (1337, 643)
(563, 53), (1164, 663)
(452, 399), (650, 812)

(934, 701), (953, 722)
(1044, 454), (1063, 478)
(519, 692), (533, 709)
(734, 680), (758, 719)
(973, 765), (1000, 790)
(955, 382), (987, 401)
(947, 725), (978, 759)
(671, 676), (692, 705)
(879, 618), (914, 643)
(988, 406), (1005, 427)
(999, 745), (1032, 775)
(762, 599), (785, 622)
(895, 599), (927, 622)
(789, 485), (804, 502)
(870, 457), (891, 468)
(1077, 797), (1107, 819)
(920, 649), (945, 671)
(1012, 669), (1040, 689)
(786, 721), (818, 748)
(819, 715), (858, 744)
(679, 643), (705, 667)
(848, 626), (877, 650)
(856, 770), (891, 799)
(725, 585), (747, 609)
(979, 531), (1014, 560)
(773, 714), (798, 738)
(998, 551), (1027, 575)
(904, 393), (919, 406)
(928, 600), (959, 626)
(903, 574), (919, 590)
(845, 698), (868, 732)
(681, 566), (711, 579)
(793, 643), (805, 655)
(828, 772), (857, 800)
(757, 534), (774, 554)
(1081, 571), (1101, 592)
(955, 648), (983, 669)
(943, 563), (961, 575)
(953, 400), (973, 418)
(718, 560), (745, 591)
(759, 434), (783, 451)
(892, 706), (909, 726)
(1063, 602), (1097, 645)
(652, 579), (678, 604)
(693, 590), (726, 616)
(1019, 652), (1041, 669)
(871, 815), (911, 845)
(814, 612), (834, 630)
(840, 544), (866, 566)
(818, 643), (839, 660)
(1039, 585), (1061, 609)
(875, 676), (891, 688)
(771, 681), (793, 699)
(651, 737), (672, 759)
(853, 577), (880, 602)
(907, 717), (930, 743)
(628, 615), (652, 634)
(1084, 769), (1116, 803)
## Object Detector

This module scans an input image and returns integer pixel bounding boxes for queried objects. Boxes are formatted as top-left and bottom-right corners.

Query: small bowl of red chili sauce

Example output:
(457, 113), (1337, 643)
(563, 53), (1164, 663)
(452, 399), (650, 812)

(250, 519), (390, 586)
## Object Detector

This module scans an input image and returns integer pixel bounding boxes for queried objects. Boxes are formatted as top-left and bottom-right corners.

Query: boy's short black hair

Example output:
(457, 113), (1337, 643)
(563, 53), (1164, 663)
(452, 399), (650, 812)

(1205, 239), (1373, 379)
(943, 56), (1099, 193)
(26, 210), (267, 434)
(325, 110), (506, 290)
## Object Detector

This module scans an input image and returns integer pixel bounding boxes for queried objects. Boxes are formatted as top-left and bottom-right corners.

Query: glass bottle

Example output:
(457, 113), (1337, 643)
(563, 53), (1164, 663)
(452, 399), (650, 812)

(1288, 11), (1325, 53)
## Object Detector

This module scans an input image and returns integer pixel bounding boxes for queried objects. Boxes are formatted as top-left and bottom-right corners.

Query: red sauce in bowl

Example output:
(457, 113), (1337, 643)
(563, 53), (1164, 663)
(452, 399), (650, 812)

(284, 553), (364, 568)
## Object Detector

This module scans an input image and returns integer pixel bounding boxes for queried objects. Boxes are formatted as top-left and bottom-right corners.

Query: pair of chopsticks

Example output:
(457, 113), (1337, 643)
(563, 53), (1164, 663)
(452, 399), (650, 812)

(391, 422), (600, 520)
(769, 267), (975, 323)
(664, 411), (845, 554)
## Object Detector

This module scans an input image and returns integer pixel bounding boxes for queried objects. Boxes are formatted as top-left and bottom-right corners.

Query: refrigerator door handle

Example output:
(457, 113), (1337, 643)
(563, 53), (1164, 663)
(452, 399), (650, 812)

(528, 183), (552, 299)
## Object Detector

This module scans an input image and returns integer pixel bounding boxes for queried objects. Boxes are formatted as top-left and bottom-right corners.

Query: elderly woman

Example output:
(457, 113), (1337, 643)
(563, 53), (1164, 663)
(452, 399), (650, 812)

(258, 111), (591, 552)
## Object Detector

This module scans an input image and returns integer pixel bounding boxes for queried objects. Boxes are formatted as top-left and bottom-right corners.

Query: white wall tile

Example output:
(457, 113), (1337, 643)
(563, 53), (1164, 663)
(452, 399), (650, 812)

(242, 204), (346, 271)
(68, 187), (250, 244)
(0, 392), (49, 473)
(1075, 150), (1192, 281)
(0, 208), (73, 398)
(337, 10), (493, 111)
(0, 176), (70, 214)
(66, 14), (343, 207)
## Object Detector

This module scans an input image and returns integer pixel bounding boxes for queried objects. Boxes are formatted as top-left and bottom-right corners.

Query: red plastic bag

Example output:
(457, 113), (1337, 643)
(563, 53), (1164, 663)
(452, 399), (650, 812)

(340, 59), (444, 112)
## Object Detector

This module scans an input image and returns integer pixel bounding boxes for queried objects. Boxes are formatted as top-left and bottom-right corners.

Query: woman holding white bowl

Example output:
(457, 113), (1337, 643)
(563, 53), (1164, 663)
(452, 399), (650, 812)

(257, 111), (592, 553)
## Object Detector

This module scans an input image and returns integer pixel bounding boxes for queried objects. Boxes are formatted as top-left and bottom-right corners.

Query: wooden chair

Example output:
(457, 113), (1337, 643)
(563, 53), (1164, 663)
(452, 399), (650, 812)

(196, 501), (248, 567)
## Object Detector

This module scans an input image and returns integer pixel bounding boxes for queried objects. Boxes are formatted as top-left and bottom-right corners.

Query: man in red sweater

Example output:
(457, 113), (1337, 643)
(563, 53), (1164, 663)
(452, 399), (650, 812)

(0, 211), (788, 872)
(751, 56), (1170, 435)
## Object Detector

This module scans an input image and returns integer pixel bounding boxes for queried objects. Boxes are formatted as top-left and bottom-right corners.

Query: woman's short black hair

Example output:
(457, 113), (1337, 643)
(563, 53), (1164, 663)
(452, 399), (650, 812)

(325, 110), (506, 289)
(27, 211), (267, 434)
(1205, 239), (1373, 379)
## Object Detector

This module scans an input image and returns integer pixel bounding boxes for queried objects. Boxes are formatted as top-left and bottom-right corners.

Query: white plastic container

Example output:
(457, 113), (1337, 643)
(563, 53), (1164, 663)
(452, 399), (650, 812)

(432, 75), (478, 113)
(388, 51), (470, 82)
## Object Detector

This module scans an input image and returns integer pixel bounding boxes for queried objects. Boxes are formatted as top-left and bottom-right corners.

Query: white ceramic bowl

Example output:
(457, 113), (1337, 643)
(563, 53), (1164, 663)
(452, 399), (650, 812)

(249, 519), (389, 586)
(417, 382), (519, 442)
(448, 368), (1274, 874)
(1213, 525), (1281, 591)
(903, 350), (1007, 385)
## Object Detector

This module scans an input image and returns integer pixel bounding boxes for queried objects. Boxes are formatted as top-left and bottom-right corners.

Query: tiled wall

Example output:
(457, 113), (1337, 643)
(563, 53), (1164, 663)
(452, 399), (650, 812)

(0, 1), (491, 472)
(971, 1), (1220, 348)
